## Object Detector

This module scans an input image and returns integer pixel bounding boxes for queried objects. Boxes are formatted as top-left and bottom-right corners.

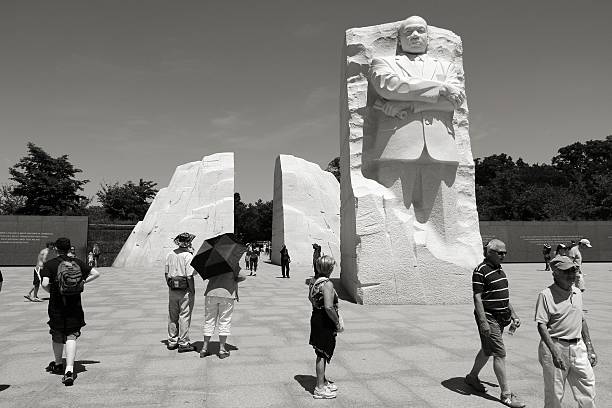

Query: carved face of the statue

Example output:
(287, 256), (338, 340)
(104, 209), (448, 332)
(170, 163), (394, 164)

(399, 16), (428, 54)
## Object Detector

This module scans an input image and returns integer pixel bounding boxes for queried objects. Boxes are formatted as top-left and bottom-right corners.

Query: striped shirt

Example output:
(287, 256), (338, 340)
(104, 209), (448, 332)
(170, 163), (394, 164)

(472, 260), (510, 315)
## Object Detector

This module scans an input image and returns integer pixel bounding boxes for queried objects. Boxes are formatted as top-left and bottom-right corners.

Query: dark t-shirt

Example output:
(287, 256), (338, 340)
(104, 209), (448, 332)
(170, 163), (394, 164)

(40, 255), (92, 332)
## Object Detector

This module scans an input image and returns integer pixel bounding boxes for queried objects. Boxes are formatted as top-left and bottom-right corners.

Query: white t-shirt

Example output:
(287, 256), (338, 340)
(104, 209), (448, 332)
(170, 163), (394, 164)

(534, 283), (583, 340)
(165, 250), (194, 279)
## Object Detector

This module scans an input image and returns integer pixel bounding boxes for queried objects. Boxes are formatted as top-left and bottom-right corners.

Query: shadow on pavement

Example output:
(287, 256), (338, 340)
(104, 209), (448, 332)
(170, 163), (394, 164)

(441, 377), (500, 403)
(0, 385), (10, 392)
(294, 374), (316, 394)
(74, 360), (100, 374)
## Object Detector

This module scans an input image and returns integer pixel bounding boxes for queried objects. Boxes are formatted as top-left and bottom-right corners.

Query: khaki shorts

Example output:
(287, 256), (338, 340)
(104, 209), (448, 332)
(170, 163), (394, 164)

(475, 313), (506, 358)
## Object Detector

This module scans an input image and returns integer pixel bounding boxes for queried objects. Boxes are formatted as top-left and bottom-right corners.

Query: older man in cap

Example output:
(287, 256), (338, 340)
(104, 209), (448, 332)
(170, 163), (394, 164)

(535, 255), (597, 407)
(165, 232), (197, 352)
(568, 238), (592, 292)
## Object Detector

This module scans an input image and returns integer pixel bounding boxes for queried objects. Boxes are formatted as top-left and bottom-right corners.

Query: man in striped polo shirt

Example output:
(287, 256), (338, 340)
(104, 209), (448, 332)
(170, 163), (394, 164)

(465, 239), (526, 408)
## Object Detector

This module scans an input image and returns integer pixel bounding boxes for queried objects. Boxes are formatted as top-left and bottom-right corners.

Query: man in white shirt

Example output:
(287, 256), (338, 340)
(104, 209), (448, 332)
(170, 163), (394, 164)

(165, 232), (196, 352)
(535, 255), (597, 407)
(568, 238), (592, 292)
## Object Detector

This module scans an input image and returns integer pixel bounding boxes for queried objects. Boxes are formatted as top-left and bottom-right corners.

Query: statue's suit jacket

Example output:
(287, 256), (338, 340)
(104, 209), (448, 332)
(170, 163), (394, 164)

(368, 54), (462, 164)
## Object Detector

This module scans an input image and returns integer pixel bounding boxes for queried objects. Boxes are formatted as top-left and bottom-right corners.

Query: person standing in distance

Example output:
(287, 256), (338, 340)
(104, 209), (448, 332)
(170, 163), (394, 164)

(535, 255), (597, 408)
(465, 239), (526, 408)
(568, 238), (592, 292)
(25, 242), (55, 302)
(280, 245), (291, 278)
(40, 237), (100, 386)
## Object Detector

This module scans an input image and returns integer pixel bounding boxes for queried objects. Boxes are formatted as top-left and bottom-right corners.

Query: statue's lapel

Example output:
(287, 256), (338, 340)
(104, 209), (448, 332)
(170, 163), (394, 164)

(422, 55), (438, 79)
(395, 56), (418, 78)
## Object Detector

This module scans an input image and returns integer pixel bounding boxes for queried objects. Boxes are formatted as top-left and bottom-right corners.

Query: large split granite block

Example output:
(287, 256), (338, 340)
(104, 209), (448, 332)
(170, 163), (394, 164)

(271, 155), (340, 266)
(340, 17), (483, 304)
(113, 153), (234, 269)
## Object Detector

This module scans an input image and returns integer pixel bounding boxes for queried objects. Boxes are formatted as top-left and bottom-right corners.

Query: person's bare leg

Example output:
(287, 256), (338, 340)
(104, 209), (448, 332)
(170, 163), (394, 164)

(202, 335), (211, 353)
(33, 285), (40, 299)
(469, 349), (489, 377)
(64, 339), (77, 373)
(219, 335), (227, 353)
(315, 356), (326, 389)
(52, 341), (64, 364)
(493, 356), (509, 395)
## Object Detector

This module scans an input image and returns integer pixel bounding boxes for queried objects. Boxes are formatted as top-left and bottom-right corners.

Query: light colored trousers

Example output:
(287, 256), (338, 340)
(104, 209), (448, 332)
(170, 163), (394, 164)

(204, 296), (234, 337)
(538, 339), (596, 408)
(167, 289), (194, 346)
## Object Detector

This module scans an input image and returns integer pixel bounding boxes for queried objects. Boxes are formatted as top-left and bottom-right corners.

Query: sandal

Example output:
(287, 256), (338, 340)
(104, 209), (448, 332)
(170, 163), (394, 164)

(218, 350), (230, 359)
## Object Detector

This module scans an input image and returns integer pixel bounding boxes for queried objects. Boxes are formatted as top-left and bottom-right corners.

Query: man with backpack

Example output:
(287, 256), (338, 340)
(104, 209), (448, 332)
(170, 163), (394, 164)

(40, 237), (100, 386)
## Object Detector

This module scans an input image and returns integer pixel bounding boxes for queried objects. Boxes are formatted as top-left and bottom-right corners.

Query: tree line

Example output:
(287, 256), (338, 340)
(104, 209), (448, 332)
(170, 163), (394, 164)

(475, 136), (612, 221)
(1, 138), (610, 232)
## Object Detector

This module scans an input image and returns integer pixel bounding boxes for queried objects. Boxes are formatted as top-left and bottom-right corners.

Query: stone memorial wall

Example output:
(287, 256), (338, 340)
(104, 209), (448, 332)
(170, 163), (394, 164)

(113, 152), (234, 269)
(271, 155), (340, 266)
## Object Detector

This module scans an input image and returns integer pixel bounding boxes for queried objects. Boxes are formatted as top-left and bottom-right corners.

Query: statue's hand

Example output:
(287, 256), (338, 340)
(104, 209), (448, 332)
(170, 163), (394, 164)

(440, 84), (465, 108)
(382, 101), (411, 119)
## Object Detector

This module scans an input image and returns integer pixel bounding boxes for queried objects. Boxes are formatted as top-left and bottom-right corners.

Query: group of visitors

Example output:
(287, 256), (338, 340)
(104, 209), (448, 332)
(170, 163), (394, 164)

(466, 238), (597, 408)
(24, 242), (103, 302)
(165, 232), (245, 359)
(543, 238), (592, 292)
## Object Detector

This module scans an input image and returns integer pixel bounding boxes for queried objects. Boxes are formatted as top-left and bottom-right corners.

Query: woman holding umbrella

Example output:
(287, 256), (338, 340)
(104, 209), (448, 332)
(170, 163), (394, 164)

(192, 234), (247, 359)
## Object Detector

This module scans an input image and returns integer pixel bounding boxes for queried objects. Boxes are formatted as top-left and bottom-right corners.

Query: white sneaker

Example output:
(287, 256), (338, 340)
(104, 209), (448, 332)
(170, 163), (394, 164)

(313, 386), (336, 399)
(325, 381), (338, 392)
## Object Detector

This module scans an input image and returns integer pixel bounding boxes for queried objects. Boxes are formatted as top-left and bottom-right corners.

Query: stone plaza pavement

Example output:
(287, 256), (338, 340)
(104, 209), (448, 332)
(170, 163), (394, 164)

(0, 260), (610, 408)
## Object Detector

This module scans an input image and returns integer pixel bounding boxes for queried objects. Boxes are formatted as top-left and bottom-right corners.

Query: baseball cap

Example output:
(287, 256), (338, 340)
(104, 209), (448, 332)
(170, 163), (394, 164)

(579, 238), (592, 248)
(549, 255), (576, 271)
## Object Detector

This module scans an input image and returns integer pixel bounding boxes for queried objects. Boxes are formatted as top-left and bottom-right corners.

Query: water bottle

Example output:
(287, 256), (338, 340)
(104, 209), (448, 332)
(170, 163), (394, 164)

(508, 321), (517, 335)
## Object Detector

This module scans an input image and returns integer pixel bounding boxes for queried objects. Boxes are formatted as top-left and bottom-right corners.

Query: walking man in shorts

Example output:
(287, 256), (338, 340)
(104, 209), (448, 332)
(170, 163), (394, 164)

(25, 242), (55, 302)
(535, 255), (597, 407)
(465, 239), (526, 407)
(40, 237), (100, 386)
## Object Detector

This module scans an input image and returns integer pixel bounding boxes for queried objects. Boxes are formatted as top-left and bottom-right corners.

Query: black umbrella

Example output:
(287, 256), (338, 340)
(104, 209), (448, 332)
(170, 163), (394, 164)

(191, 233), (246, 280)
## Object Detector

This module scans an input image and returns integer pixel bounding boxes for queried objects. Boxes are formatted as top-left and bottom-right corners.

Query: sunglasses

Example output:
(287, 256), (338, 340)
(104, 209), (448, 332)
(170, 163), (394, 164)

(491, 249), (507, 256)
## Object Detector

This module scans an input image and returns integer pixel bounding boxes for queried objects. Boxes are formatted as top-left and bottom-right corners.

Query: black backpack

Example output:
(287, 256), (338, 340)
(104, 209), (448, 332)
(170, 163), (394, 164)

(56, 259), (84, 296)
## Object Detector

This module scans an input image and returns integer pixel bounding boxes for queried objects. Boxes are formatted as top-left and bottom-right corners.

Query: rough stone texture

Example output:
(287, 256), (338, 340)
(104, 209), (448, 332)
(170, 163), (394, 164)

(271, 154), (340, 266)
(113, 153), (234, 268)
(340, 20), (482, 304)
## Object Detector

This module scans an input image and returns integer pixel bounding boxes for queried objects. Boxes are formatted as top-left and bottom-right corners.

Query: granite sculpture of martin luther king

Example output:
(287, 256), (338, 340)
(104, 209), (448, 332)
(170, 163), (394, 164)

(364, 15), (464, 218)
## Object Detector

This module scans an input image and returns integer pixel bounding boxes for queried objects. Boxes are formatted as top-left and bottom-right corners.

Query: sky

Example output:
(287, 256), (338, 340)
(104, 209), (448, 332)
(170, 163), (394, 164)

(1, 0), (611, 204)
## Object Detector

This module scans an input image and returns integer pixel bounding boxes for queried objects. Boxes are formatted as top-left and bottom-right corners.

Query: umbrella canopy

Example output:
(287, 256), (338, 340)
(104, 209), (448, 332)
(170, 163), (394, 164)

(191, 233), (246, 280)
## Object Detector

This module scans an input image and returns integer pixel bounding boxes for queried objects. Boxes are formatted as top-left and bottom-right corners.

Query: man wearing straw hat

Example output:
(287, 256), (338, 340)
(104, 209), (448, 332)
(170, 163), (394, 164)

(165, 232), (196, 353)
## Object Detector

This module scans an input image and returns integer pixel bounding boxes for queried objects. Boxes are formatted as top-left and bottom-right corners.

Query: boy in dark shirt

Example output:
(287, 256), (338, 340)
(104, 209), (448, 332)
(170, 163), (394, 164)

(40, 237), (100, 386)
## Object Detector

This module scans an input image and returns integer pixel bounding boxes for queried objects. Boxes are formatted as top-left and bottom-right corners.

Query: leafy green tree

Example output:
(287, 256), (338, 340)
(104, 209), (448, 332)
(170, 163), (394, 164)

(97, 179), (158, 221)
(475, 137), (612, 221)
(9, 143), (89, 215)
(0, 184), (26, 214)
(234, 193), (273, 243)
(325, 157), (340, 182)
